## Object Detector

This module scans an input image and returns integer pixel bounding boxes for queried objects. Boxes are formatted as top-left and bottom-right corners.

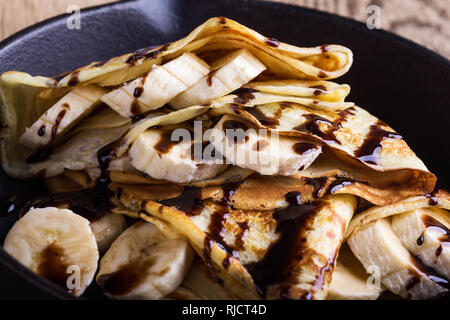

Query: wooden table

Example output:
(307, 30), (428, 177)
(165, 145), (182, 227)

(1, 0), (448, 59)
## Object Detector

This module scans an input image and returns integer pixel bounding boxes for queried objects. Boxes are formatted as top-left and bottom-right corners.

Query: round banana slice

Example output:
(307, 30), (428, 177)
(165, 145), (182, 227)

(90, 213), (127, 254)
(96, 221), (194, 300)
(129, 127), (227, 183)
(3, 207), (99, 296)
(209, 115), (322, 175)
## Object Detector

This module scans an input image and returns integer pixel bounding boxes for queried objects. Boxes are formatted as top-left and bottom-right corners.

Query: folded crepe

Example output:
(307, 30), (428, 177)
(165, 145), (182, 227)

(0, 17), (445, 300)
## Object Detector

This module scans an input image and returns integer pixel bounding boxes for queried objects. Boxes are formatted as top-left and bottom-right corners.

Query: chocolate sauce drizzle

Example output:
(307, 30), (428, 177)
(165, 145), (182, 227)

(232, 88), (257, 105)
(355, 120), (402, 165)
(133, 87), (144, 98)
(265, 38), (280, 47)
(425, 192), (439, 206)
(38, 244), (72, 292)
(242, 107), (280, 128)
(201, 183), (245, 270)
(294, 107), (356, 145)
(422, 215), (450, 243)
(304, 177), (328, 198)
(292, 142), (317, 155)
(160, 186), (203, 216)
(51, 109), (67, 140)
(98, 257), (157, 295)
(154, 130), (185, 154)
(409, 254), (449, 290)
(67, 71), (80, 86)
(125, 44), (170, 65)
(38, 126), (46, 136)
(245, 192), (325, 297)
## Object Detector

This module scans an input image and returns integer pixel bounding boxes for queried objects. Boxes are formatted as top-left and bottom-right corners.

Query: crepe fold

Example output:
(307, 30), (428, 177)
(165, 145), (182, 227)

(110, 181), (356, 300)
(0, 17), (353, 179)
(345, 189), (450, 239)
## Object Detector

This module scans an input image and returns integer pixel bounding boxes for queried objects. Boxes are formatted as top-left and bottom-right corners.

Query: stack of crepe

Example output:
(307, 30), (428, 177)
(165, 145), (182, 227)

(0, 17), (448, 300)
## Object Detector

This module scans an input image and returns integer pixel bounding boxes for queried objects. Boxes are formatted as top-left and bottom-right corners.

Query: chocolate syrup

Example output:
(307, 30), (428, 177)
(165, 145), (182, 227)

(67, 71), (80, 86)
(417, 233), (424, 246)
(354, 197), (375, 215)
(99, 258), (157, 295)
(18, 188), (111, 222)
(51, 109), (67, 140)
(125, 44), (170, 65)
(303, 177), (328, 198)
(294, 107), (356, 145)
(265, 38), (280, 47)
(154, 130), (184, 154)
(160, 186), (203, 216)
(292, 142), (317, 155)
(207, 73), (214, 86)
(422, 215), (450, 243)
(92, 60), (107, 68)
(253, 140), (268, 151)
(324, 177), (358, 195)
(232, 88), (257, 105)
(436, 245), (443, 257)
(245, 192), (325, 296)
(410, 254), (448, 289)
(133, 87), (144, 98)
(241, 107), (278, 128)
(425, 192), (439, 206)
(38, 244), (72, 292)
(38, 126), (46, 136)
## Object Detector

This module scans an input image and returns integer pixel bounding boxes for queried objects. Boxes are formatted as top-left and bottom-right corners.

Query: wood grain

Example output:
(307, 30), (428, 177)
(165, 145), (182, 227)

(0, 0), (448, 58)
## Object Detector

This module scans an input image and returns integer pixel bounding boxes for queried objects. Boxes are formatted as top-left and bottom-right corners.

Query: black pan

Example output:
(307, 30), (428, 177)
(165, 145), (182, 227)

(0, 0), (448, 299)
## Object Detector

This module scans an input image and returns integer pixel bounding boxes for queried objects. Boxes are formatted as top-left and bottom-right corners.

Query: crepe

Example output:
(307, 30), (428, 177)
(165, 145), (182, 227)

(0, 17), (445, 300)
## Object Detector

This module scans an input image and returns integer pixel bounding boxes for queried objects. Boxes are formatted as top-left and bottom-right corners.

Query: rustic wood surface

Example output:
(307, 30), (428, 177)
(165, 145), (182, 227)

(0, 0), (448, 58)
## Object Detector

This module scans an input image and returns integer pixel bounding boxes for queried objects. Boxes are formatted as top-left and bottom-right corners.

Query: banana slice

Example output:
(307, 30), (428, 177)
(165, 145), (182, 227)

(208, 115), (322, 175)
(96, 221), (194, 300)
(3, 207), (99, 296)
(90, 213), (128, 254)
(20, 85), (107, 150)
(391, 207), (450, 279)
(108, 155), (135, 173)
(348, 218), (448, 299)
(129, 127), (227, 183)
(327, 244), (383, 300)
(170, 49), (266, 109)
(101, 53), (210, 117)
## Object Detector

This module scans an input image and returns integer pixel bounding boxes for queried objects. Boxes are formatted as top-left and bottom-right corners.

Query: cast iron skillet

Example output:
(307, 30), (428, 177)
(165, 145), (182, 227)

(0, 0), (448, 299)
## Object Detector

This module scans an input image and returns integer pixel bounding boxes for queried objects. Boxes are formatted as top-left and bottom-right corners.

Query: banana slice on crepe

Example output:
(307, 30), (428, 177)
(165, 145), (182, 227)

(348, 218), (448, 299)
(101, 53), (210, 117)
(208, 115), (322, 175)
(170, 49), (266, 109)
(129, 127), (227, 183)
(3, 207), (99, 296)
(391, 207), (449, 279)
(327, 244), (383, 300)
(20, 85), (107, 150)
(96, 221), (194, 300)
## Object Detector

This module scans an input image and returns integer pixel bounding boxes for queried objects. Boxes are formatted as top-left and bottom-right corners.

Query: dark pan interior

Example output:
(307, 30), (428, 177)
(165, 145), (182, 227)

(0, 0), (448, 299)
